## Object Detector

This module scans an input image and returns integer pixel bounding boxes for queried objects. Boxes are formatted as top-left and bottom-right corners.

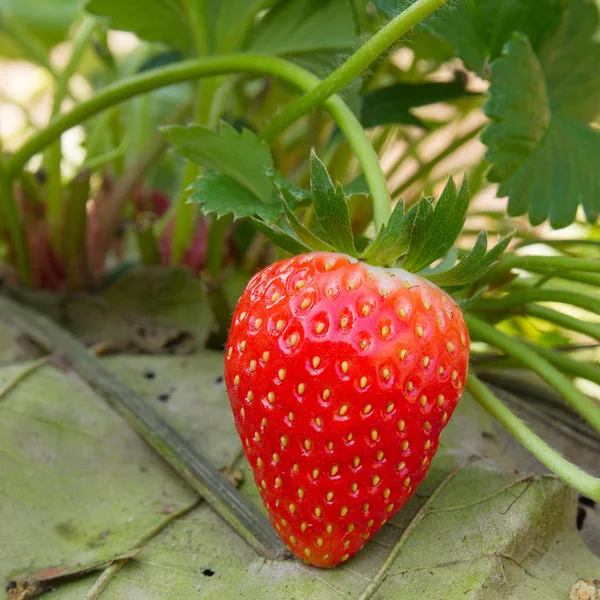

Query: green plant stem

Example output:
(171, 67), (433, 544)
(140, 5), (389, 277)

(473, 289), (600, 316)
(100, 101), (191, 256)
(259, 0), (455, 227)
(391, 123), (484, 200)
(534, 271), (600, 288)
(0, 161), (30, 285)
(466, 374), (600, 502)
(135, 215), (161, 265)
(53, 17), (97, 113)
(526, 344), (600, 386)
(260, 0), (450, 141)
(0, 295), (288, 559)
(184, 0), (208, 55)
(465, 314), (600, 435)
(171, 159), (201, 265)
(522, 304), (600, 343)
(5, 56), (379, 218)
(65, 171), (91, 289)
(17, 170), (42, 209)
(515, 238), (600, 250)
(45, 17), (97, 255)
(109, 107), (126, 175)
(80, 136), (129, 172)
(44, 142), (63, 253)
(499, 255), (600, 274)
(206, 214), (233, 276)
(169, 0), (209, 265)
(471, 340), (600, 385)
(171, 76), (221, 265)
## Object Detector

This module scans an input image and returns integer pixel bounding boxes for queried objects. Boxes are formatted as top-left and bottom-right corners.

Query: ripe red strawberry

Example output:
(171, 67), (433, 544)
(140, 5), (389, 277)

(224, 251), (469, 568)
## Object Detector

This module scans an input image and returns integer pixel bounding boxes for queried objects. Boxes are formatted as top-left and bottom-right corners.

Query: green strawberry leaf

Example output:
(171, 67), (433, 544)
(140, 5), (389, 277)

(163, 122), (273, 203)
(266, 169), (312, 208)
(343, 174), (369, 196)
(427, 231), (515, 289)
(483, 2), (600, 227)
(309, 151), (357, 257)
(290, 51), (363, 115)
(87, 0), (266, 54)
(360, 81), (480, 129)
(267, 170), (370, 209)
(281, 197), (335, 253)
(205, 0), (267, 52)
(361, 200), (419, 266)
(86, 0), (205, 54)
(419, 247), (459, 275)
(137, 50), (185, 72)
(374, 0), (563, 75)
(401, 176), (470, 273)
(248, 218), (310, 255)
(188, 172), (280, 221)
(246, 0), (358, 56)
(0, 0), (82, 58)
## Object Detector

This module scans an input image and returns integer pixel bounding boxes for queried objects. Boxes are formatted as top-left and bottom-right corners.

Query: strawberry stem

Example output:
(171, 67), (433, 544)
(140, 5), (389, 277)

(498, 255), (600, 274)
(64, 171), (92, 289)
(466, 314), (600, 435)
(0, 160), (30, 286)
(474, 342), (600, 387)
(135, 215), (161, 266)
(260, 0), (452, 142)
(466, 373), (600, 502)
(45, 17), (98, 256)
(259, 0), (455, 228)
(473, 288), (600, 315)
(170, 0), (215, 265)
(521, 304), (600, 343)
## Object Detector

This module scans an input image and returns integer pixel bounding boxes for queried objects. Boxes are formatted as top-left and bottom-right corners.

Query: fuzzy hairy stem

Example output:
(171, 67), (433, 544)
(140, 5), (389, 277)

(259, 0), (454, 227)
(260, 0), (449, 138)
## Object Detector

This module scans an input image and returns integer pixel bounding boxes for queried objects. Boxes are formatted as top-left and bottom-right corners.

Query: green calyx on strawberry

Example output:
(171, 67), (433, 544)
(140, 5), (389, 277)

(223, 152), (514, 568)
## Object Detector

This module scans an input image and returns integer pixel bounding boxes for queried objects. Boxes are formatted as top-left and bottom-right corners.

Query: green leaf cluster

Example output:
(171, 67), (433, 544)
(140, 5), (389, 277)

(483, 0), (600, 227)
(373, 0), (600, 229)
(87, 0), (359, 57)
(360, 175), (513, 287)
(427, 231), (514, 289)
(163, 122), (273, 202)
(309, 151), (357, 256)
(0, 0), (83, 60)
(360, 80), (479, 129)
(172, 126), (513, 286)
(374, 0), (563, 75)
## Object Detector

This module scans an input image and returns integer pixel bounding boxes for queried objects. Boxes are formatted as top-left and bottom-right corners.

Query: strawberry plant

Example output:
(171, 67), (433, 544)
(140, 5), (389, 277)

(0, 0), (599, 594)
